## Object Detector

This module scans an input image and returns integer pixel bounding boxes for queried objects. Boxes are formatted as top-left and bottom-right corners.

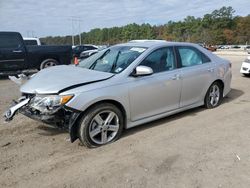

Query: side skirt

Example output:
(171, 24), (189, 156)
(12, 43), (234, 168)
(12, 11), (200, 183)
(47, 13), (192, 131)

(126, 102), (204, 129)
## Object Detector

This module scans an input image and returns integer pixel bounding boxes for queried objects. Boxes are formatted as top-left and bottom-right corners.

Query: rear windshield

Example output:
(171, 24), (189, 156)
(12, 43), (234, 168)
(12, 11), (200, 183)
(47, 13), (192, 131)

(24, 40), (38, 45)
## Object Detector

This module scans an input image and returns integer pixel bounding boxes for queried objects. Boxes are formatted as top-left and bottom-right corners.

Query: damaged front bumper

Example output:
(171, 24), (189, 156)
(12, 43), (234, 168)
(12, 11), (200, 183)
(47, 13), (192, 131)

(4, 97), (30, 121)
(4, 96), (81, 142)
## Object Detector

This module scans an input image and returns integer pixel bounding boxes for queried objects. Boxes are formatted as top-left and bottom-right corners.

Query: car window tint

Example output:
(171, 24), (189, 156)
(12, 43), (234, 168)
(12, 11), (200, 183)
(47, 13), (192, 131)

(89, 46), (96, 50)
(140, 47), (175, 73)
(24, 40), (38, 45)
(178, 46), (210, 67)
(0, 34), (22, 49)
(178, 47), (202, 67)
(201, 53), (211, 63)
(85, 46), (96, 51)
(84, 46), (89, 51)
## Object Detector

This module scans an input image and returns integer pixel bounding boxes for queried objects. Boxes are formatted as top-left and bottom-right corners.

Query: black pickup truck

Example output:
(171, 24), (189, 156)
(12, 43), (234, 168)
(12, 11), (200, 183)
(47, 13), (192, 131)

(0, 32), (72, 75)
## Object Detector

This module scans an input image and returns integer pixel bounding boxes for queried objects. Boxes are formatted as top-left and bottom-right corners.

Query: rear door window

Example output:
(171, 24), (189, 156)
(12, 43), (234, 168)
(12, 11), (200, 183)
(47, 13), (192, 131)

(177, 46), (210, 67)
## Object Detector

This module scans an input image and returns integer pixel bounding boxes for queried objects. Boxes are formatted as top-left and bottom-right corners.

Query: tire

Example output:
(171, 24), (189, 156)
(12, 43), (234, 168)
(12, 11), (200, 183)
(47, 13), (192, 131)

(204, 82), (223, 109)
(78, 103), (124, 148)
(40, 59), (58, 69)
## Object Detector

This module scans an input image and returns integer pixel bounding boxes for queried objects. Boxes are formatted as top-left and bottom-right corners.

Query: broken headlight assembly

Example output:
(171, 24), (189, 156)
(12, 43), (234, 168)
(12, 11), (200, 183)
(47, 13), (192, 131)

(29, 95), (73, 114)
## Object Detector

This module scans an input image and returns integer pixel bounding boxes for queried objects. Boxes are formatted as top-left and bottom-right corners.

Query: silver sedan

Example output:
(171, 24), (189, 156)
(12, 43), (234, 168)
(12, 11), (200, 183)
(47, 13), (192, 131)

(5, 40), (232, 147)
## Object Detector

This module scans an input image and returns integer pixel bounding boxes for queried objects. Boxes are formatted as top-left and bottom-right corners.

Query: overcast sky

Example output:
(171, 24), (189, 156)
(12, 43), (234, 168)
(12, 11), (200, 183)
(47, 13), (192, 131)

(0, 0), (249, 37)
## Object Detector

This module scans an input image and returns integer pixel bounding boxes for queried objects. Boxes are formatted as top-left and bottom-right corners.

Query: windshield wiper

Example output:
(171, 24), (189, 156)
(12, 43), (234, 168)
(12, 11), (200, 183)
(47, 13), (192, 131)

(111, 51), (121, 73)
(89, 49), (110, 70)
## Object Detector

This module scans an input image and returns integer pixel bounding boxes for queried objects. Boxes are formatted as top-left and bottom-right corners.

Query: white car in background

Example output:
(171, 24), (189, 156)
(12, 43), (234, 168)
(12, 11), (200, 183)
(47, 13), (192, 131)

(23, 37), (41, 46)
(79, 45), (108, 59)
(240, 56), (250, 76)
(79, 49), (98, 59)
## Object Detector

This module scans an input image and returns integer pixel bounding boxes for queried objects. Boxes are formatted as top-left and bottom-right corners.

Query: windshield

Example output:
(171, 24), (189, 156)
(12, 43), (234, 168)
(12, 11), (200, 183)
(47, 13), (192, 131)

(78, 46), (146, 73)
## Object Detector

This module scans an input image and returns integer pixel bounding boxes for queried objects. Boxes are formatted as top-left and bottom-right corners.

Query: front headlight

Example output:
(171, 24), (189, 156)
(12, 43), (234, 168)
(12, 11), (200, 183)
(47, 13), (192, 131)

(30, 95), (73, 113)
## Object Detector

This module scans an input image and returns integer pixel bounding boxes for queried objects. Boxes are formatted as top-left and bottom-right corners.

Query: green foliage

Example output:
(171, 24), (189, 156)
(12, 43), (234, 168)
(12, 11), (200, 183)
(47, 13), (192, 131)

(40, 6), (250, 45)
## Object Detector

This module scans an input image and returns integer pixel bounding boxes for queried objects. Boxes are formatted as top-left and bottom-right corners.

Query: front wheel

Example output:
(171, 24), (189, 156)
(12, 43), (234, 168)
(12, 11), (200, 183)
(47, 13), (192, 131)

(78, 103), (124, 148)
(204, 82), (223, 109)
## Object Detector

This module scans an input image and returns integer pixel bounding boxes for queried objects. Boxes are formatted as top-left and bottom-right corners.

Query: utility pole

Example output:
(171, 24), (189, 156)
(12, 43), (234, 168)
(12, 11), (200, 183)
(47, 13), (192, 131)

(69, 16), (83, 46)
(78, 20), (81, 45)
(71, 19), (75, 46)
(26, 30), (35, 37)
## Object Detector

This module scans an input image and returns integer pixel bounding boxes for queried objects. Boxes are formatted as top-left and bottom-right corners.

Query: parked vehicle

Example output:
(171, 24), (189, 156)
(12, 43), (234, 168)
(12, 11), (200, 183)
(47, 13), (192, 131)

(4, 40), (232, 148)
(245, 46), (250, 54)
(217, 45), (230, 49)
(72, 45), (98, 58)
(205, 45), (217, 52)
(198, 43), (217, 52)
(79, 49), (98, 59)
(240, 56), (250, 76)
(232, 45), (241, 49)
(0, 32), (72, 76)
(23, 37), (41, 46)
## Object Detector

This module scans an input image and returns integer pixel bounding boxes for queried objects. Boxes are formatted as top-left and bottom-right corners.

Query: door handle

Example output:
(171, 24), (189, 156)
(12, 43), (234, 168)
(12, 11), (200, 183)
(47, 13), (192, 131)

(13, 50), (23, 53)
(207, 68), (214, 72)
(171, 74), (181, 80)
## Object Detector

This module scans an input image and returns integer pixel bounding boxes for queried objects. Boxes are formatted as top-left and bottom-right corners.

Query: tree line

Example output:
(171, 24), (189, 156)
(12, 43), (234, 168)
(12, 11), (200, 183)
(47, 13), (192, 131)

(40, 6), (250, 46)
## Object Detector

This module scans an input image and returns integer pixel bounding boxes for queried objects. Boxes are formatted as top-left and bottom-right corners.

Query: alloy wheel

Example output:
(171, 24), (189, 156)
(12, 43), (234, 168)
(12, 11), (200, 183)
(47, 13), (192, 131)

(209, 85), (220, 107)
(44, 61), (57, 68)
(89, 110), (120, 145)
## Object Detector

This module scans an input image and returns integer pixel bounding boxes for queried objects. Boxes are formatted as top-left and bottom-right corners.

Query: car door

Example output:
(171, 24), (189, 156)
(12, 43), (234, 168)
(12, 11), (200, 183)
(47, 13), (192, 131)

(129, 47), (182, 121)
(176, 46), (215, 107)
(0, 33), (27, 71)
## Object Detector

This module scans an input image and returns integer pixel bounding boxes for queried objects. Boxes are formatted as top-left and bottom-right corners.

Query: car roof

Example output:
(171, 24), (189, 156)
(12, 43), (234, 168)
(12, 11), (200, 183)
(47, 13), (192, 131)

(75, 44), (98, 47)
(116, 40), (197, 48)
(23, 37), (39, 40)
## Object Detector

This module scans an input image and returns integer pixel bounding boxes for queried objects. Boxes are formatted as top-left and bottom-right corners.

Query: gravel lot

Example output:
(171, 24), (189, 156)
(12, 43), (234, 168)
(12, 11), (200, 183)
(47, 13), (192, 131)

(0, 52), (250, 188)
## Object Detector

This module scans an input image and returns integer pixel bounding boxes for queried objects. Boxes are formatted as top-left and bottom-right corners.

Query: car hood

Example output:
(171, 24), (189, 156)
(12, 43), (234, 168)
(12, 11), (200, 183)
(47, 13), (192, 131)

(20, 65), (114, 94)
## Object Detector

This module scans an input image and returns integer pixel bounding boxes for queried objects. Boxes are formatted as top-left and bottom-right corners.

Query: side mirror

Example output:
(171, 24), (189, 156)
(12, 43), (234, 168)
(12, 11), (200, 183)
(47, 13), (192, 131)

(132, 65), (153, 77)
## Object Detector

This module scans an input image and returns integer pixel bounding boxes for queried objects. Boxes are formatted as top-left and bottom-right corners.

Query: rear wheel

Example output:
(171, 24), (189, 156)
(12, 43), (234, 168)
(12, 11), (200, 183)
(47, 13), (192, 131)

(204, 82), (223, 109)
(78, 103), (124, 148)
(40, 59), (58, 69)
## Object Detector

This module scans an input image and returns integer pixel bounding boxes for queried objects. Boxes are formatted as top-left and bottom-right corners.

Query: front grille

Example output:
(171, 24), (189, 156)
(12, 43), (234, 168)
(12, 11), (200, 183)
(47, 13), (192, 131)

(243, 67), (248, 71)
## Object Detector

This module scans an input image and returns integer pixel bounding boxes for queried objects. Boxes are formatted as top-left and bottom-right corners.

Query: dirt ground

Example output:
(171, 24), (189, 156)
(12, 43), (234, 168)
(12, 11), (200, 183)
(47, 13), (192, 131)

(0, 52), (250, 188)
